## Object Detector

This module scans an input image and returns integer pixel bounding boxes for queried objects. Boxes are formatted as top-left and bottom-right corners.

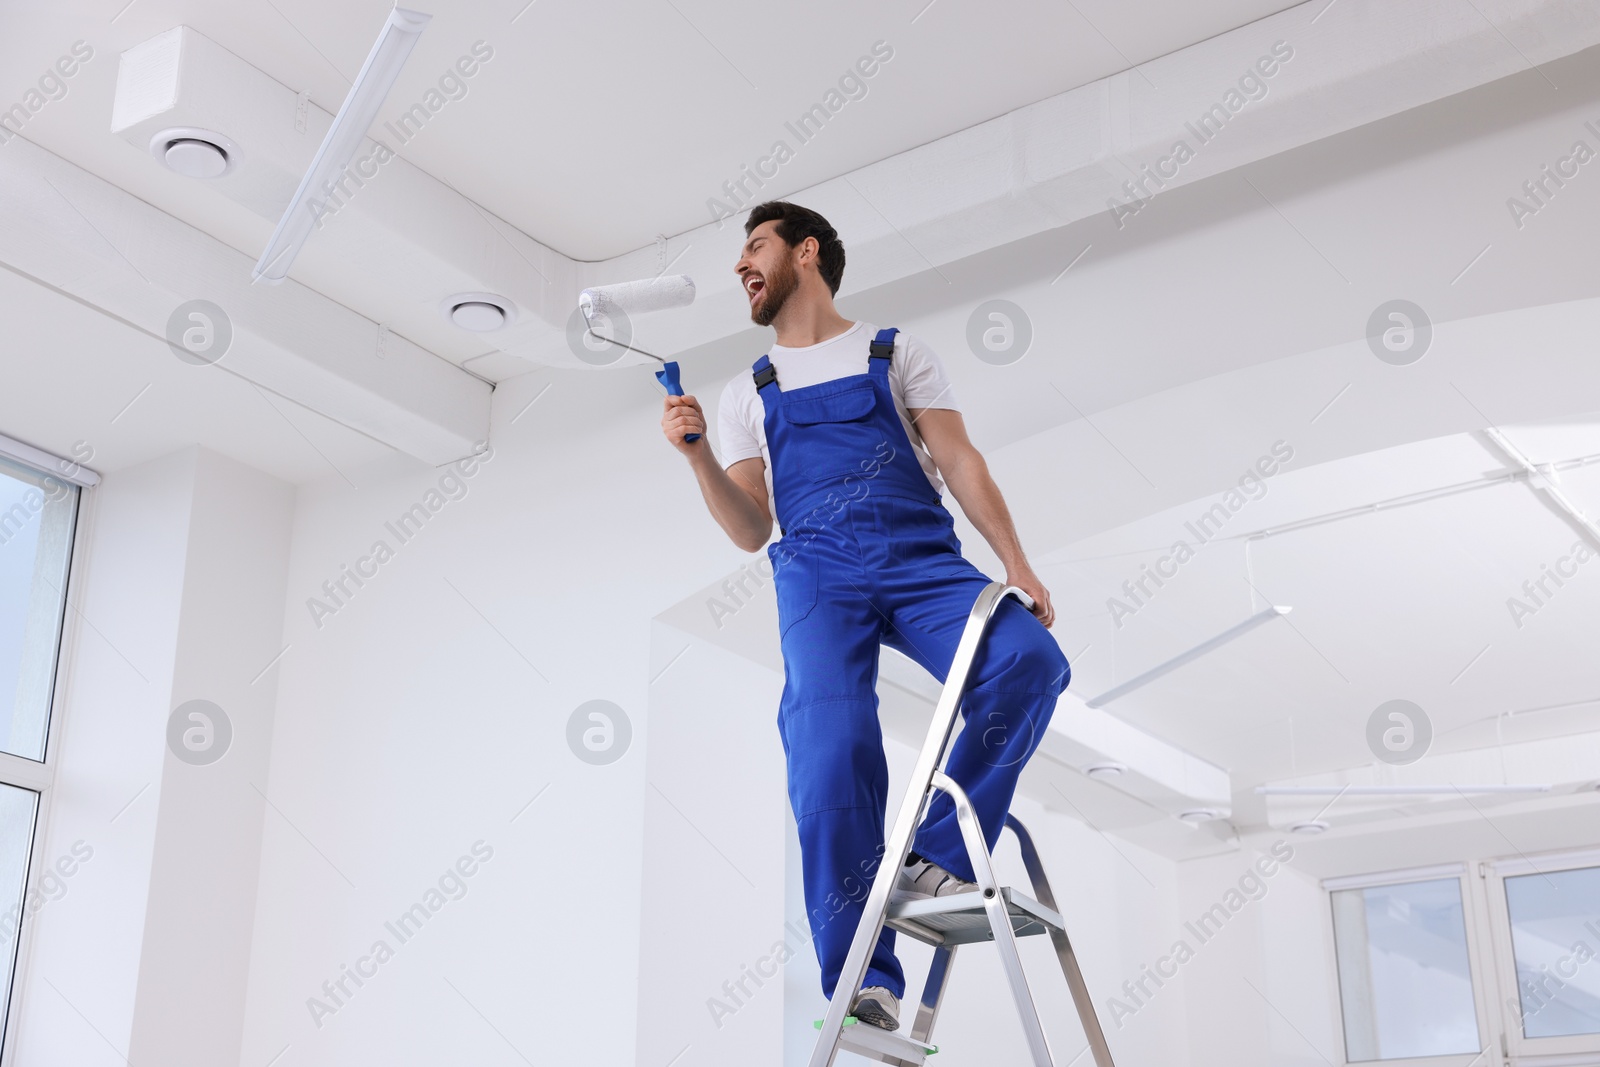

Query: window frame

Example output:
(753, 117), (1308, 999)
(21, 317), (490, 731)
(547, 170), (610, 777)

(1482, 847), (1600, 1064)
(1325, 847), (1600, 1067)
(0, 440), (94, 1065)
(1323, 863), (1496, 1067)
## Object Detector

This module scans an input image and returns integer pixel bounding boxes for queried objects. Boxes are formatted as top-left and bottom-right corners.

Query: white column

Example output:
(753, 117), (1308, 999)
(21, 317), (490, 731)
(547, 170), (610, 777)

(12, 447), (293, 1067)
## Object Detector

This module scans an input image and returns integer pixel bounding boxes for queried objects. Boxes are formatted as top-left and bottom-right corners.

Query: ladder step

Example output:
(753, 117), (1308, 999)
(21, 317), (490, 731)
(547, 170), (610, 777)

(813, 1017), (938, 1065)
(886, 886), (1065, 947)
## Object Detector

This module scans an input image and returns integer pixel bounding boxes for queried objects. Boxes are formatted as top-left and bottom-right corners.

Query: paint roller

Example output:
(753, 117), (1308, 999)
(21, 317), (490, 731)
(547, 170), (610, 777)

(578, 274), (701, 441)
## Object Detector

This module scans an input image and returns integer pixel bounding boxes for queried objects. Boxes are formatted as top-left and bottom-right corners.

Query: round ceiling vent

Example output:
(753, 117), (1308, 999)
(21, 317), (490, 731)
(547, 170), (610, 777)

(1290, 819), (1330, 835)
(1177, 807), (1224, 824)
(1084, 762), (1126, 781)
(165, 139), (228, 178)
(440, 293), (517, 332)
(149, 127), (239, 179)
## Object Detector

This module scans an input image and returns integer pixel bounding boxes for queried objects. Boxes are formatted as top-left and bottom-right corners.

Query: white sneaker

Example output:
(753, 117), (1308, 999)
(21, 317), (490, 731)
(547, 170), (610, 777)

(893, 854), (979, 902)
(851, 985), (900, 1031)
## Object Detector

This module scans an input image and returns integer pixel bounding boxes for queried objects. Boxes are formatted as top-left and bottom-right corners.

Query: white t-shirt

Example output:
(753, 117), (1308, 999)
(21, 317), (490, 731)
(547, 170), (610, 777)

(716, 322), (959, 513)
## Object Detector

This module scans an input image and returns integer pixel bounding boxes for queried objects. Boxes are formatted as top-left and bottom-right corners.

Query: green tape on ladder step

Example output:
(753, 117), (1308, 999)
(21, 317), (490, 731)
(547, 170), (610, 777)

(811, 1018), (937, 1054)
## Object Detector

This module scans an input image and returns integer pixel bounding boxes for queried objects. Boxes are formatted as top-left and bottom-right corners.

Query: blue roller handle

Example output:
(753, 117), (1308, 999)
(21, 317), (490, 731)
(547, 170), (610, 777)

(657, 360), (701, 443)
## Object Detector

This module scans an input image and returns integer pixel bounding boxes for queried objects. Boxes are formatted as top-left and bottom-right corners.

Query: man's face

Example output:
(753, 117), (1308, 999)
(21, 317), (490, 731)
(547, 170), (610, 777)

(736, 221), (801, 327)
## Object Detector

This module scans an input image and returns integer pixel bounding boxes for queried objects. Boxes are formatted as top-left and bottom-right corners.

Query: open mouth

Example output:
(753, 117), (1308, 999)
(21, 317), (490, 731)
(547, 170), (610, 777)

(744, 274), (765, 304)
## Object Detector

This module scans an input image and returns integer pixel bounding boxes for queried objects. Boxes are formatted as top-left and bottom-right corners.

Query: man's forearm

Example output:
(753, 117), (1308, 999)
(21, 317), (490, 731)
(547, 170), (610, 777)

(941, 451), (1029, 572)
(688, 447), (771, 552)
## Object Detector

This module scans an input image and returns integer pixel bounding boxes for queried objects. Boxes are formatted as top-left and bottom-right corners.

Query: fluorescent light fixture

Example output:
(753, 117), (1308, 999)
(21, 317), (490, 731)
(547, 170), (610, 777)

(1085, 606), (1290, 708)
(1255, 785), (1551, 795)
(253, 7), (431, 283)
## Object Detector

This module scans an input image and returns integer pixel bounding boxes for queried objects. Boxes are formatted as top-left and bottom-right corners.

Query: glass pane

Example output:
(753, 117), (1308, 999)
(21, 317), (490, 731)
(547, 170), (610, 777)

(1332, 877), (1481, 1061)
(0, 783), (40, 1050)
(0, 453), (78, 762)
(1504, 865), (1600, 1038)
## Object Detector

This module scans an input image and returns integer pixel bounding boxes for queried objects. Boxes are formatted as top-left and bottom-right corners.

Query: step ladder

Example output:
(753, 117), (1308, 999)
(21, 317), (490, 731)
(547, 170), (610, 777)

(808, 583), (1117, 1067)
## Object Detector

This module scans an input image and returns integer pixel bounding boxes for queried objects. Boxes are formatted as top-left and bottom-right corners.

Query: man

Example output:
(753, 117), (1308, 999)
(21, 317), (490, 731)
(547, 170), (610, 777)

(661, 201), (1070, 1032)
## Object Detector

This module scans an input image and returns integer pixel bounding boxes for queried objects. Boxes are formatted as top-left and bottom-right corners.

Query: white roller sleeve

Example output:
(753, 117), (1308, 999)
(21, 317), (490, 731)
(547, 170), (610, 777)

(579, 274), (696, 318)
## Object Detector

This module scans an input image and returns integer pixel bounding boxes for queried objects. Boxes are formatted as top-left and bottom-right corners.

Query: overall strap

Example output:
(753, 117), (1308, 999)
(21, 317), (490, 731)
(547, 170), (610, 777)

(868, 327), (897, 380)
(752, 353), (778, 391)
(870, 327), (898, 359)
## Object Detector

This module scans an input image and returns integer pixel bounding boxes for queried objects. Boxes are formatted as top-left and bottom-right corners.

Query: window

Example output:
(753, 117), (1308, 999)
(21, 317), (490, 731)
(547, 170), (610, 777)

(0, 786), (40, 1046)
(0, 453), (78, 761)
(1488, 852), (1600, 1063)
(0, 441), (90, 1058)
(1328, 851), (1600, 1067)
(1504, 864), (1600, 1038)
(1331, 875), (1481, 1061)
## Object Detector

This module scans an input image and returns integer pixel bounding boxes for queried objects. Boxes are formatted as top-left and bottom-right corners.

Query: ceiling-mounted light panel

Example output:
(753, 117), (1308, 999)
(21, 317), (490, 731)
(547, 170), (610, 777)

(253, 6), (432, 283)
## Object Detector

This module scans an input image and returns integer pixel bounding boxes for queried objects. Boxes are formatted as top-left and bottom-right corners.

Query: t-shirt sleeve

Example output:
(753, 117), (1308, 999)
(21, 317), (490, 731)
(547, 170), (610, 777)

(716, 376), (765, 467)
(895, 331), (959, 412)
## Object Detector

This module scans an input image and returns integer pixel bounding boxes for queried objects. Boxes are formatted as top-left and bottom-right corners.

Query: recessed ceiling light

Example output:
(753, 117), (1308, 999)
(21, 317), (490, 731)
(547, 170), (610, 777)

(1085, 762), (1126, 781)
(149, 127), (239, 179)
(1290, 819), (1330, 835)
(440, 293), (517, 333)
(1178, 808), (1223, 824)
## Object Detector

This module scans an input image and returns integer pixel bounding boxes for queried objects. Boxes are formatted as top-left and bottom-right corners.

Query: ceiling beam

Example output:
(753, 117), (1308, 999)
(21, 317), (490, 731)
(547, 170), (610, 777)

(0, 135), (491, 465)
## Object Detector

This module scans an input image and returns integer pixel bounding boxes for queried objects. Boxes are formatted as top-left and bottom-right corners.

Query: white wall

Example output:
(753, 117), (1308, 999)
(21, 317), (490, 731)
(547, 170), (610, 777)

(233, 368), (736, 1067)
(634, 622), (788, 1067)
(1177, 842), (1340, 1067)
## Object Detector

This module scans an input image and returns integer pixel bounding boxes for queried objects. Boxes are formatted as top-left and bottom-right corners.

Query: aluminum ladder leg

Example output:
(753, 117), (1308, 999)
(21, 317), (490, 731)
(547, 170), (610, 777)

(807, 582), (1117, 1067)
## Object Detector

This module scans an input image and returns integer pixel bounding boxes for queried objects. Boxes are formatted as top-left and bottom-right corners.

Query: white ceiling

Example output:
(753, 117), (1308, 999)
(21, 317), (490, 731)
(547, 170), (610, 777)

(6, 0), (1306, 259)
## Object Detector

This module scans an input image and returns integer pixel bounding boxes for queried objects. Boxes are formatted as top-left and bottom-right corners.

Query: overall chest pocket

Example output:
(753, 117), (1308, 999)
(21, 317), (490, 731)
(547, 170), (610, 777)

(781, 382), (888, 482)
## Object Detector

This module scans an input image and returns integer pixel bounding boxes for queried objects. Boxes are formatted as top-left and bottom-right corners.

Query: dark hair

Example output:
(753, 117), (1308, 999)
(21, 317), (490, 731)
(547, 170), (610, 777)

(745, 201), (846, 295)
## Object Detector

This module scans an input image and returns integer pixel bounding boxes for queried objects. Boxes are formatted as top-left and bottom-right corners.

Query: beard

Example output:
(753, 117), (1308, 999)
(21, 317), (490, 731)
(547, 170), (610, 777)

(750, 256), (799, 327)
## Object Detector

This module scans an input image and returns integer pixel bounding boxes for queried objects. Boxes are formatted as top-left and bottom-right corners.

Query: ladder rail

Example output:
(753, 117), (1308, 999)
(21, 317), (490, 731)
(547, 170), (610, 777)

(1005, 815), (1118, 1067)
(808, 582), (1030, 1067)
(934, 770), (1058, 1067)
(907, 945), (957, 1046)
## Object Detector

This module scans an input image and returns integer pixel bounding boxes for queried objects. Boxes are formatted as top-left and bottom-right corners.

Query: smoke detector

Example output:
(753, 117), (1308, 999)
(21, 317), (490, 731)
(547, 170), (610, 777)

(440, 293), (517, 332)
(1084, 762), (1126, 781)
(1290, 819), (1330, 835)
(149, 127), (238, 179)
(1177, 807), (1224, 824)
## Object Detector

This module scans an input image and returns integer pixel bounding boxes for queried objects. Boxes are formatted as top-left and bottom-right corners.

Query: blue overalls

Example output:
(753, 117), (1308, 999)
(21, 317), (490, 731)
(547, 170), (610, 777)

(755, 327), (1072, 1002)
